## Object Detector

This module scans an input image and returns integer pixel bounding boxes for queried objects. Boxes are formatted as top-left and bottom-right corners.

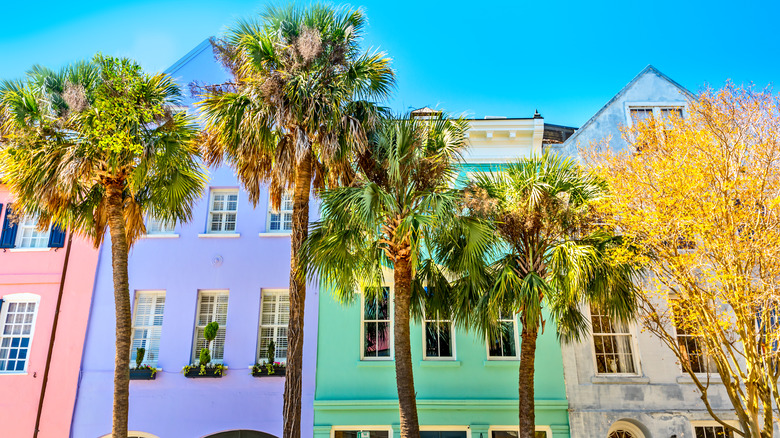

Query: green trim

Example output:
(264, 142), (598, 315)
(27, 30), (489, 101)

(419, 360), (462, 368)
(314, 399), (568, 411)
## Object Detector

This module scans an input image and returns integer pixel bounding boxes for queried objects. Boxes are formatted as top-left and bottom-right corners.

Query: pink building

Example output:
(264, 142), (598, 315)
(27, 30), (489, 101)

(0, 184), (99, 438)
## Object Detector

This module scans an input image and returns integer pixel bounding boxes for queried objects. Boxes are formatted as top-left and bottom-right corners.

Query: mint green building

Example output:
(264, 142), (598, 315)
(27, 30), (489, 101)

(313, 114), (577, 438)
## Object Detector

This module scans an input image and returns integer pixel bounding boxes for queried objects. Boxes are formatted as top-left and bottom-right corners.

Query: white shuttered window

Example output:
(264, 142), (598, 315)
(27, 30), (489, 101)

(258, 290), (290, 362)
(193, 291), (228, 363)
(130, 292), (165, 367)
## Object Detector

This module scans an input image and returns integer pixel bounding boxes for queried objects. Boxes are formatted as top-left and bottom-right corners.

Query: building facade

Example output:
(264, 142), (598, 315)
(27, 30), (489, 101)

(554, 66), (752, 438)
(0, 185), (100, 438)
(311, 116), (576, 438)
(70, 40), (320, 438)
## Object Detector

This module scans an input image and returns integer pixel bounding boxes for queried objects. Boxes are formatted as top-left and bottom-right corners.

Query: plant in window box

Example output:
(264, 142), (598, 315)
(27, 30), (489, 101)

(129, 347), (157, 380)
(252, 340), (286, 377)
(183, 322), (226, 378)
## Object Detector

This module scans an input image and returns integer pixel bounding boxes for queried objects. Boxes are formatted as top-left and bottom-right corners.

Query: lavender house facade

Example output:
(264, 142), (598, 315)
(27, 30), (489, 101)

(71, 40), (319, 438)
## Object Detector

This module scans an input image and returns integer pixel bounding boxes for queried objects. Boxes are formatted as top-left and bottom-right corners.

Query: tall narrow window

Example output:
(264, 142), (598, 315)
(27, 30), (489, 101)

(16, 216), (50, 248)
(268, 192), (293, 232)
(0, 300), (38, 372)
(207, 189), (239, 233)
(362, 287), (391, 359)
(671, 300), (713, 373)
(130, 292), (165, 367)
(423, 312), (453, 359)
(694, 425), (733, 438)
(258, 290), (289, 362)
(591, 305), (637, 374)
(487, 311), (518, 359)
(193, 291), (228, 363)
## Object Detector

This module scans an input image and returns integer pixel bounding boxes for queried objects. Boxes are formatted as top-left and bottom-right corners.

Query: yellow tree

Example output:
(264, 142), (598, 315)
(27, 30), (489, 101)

(589, 84), (780, 438)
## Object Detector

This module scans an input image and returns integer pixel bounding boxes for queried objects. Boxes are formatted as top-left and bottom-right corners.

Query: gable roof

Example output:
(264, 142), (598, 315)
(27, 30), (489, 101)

(562, 65), (695, 148)
(165, 38), (213, 76)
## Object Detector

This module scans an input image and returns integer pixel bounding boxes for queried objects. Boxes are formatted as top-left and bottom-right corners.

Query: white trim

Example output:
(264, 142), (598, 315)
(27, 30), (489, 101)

(205, 188), (239, 234)
(588, 304), (642, 376)
(100, 433), (161, 438)
(0, 293), (41, 374)
(6, 248), (52, 252)
(192, 290), (229, 364)
(130, 291), (166, 368)
(489, 425), (553, 437)
(422, 313), (456, 361)
(257, 289), (290, 364)
(485, 312), (521, 361)
(360, 287), (394, 361)
(258, 232), (291, 237)
(141, 234), (180, 239)
(689, 420), (740, 438)
(330, 426), (394, 438)
(623, 101), (687, 128)
(14, 215), (51, 249)
(266, 191), (294, 233)
(607, 420), (646, 438)
(198, 233), (240, 238)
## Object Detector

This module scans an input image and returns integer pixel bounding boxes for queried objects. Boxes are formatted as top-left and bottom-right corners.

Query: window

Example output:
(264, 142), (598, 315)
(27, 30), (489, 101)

(193, 291), (228, 364)
(423, 312), (454, 359)
(629, 108), (654, 126)
(130, 292), (165, 367)
(420, 432), (467, 438)
(491, 431), (548, 438)
(695, 425), (733, 438)
(208, 189), (239, 233)
(268, 192), (293, 232)
(672, 300), (714, 374)
(258, 290), (289, 362)
(145, 216), (175, 234)
(362, 287), (391, 359)
(0, 299), (38, 373)
(609, 432), (636, 438)
(334, 432), (389, 438)
(487, 311), (518, 359)
(627, 105), (685, 127)
(15, 216), (50, 249)
(591, 305), (637, 374)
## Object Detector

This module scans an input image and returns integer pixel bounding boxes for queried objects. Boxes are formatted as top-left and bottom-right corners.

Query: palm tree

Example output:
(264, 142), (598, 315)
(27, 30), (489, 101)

(302, 114), (483, 437)
(197, 5), (394, 437)
(0, 56), (205, 438)
(446, 153), (638, 438)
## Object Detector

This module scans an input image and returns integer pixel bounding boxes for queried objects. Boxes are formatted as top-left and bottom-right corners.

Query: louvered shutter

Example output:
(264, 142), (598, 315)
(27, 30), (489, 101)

(0, 204), (18, 249)
(47, 224), (66, 248)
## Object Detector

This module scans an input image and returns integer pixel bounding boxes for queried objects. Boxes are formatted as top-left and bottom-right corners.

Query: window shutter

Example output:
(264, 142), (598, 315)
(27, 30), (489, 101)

(0, 204), (18, 249)
(47, 224), (66, 248)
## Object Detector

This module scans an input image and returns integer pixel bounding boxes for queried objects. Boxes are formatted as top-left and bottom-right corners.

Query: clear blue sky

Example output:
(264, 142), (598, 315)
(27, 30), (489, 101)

(2, 1), (778, 126)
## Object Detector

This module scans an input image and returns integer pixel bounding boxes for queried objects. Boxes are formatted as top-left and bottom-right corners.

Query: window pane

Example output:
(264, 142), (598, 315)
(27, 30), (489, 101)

(130, 292), (165, 367)
(592, 305), (636, 374)
(334, 432), (389, 438)
(193, 291), (229, 363)
(630, 108), (654, 125)
(208, 190), (239, 233)
(258, 291), (290, 362)
(0, 301), (37, 373)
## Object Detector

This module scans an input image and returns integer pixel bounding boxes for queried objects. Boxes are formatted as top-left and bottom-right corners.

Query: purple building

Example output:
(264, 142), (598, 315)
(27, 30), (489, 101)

(71, 40), (319, 438)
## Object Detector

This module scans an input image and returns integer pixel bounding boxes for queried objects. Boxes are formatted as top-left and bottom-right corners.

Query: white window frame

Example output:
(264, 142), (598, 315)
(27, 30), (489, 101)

(100, 433), (161, 438)
(130, 291), (165, 368)
(330, 426), (394, 438)
(606, 421), (647, 438)
(690, 420), (738, 438)
(143, 215), (176, 236)
(419, 425), (471, 437)
(0, 293), (40, 374)
(206, 189), (239, 234)
(489, 425), (553, 438)
(422, 311), (456, 361)
(192, 290), (229, 364)
(589, 304), (641, 376)
(486, 311), (520, 360)
(257, 289), (290, 364)
(15, 216), (50, 249)
(670, 297), (716, 376)
(266, 191), (294, 233)
(624, 101), (687, 128)
(360, 287), (393, 361)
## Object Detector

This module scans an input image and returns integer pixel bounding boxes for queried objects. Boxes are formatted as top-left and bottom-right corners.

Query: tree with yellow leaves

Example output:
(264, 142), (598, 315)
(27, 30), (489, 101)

(589, 84), (780, 438)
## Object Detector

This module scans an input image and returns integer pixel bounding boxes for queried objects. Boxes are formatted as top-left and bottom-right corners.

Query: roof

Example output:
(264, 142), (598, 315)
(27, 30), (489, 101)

(164, 38), (213, 76)
(543, 124), (576, 144)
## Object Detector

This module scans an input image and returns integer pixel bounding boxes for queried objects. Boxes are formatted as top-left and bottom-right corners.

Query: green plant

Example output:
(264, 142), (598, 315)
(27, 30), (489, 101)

(204, 322), (219, 344)
(135, 347), (145, 369)
(266, 340), (275, 366)
(199, 348), (211, 366)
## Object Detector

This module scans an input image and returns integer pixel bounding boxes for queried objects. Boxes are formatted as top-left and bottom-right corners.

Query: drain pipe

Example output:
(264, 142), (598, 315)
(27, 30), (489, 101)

(33, 231), (73, 438)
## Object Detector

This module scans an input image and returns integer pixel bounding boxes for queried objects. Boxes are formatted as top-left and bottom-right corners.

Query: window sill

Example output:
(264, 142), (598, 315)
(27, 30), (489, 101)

(258, 232), (292, 237)
(6, 248), (52, 252)
(677, 374), (722, 385)
(483, 360), (519, 367)
(198, 233), (240, 238)
(420, 360), (461, 367)
(356, 360), (394, 367)
(142, 234), (179, 239)
(591, 375), (650, 384)
(0, 372), (28, 375)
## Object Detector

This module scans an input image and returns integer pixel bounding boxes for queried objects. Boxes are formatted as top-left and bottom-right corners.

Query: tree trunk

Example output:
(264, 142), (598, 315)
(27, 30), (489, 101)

(518, 318), (539, 438)
(283, 151), (313, 438)
(393, 254), (421, 438)
(107, 184), (131, 438)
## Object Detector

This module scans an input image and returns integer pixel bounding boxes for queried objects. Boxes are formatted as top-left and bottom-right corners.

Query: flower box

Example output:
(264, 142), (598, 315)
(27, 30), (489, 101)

(129, 367), (157, 380)
(182, 364), (226, 378)
(252, 363), (286, 377)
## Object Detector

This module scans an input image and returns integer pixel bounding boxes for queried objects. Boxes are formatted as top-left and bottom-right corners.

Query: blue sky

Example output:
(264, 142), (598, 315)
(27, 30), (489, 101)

(2, 1), (778, 126)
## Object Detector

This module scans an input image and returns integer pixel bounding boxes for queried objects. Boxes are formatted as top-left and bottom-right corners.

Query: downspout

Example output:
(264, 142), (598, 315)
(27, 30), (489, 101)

(33, 231), (73, 438)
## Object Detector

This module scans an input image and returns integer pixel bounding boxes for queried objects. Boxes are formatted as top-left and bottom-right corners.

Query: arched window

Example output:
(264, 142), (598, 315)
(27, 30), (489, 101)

(607, 420), (646, 438)
(203, 431), (278, 438)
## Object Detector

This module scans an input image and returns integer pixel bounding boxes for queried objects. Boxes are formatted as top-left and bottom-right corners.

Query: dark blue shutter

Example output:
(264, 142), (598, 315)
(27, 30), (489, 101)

(0, 204), (18, 248)
(48, 224), (66, 248)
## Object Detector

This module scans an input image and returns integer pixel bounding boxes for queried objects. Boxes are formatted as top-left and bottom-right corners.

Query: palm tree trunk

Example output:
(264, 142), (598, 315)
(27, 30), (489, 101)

(283, 151), (313, 438)
(393, 253), (421, 438)
(518, 318), (539, 438)
(107, 184), (131, 438)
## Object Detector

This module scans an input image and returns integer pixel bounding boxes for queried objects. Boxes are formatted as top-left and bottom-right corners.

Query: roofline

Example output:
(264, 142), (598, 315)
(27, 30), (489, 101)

(164, 38), (213, 76)
(563, 65), (695, 147)
(543, 123), (578, 131)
